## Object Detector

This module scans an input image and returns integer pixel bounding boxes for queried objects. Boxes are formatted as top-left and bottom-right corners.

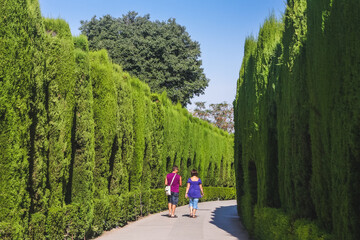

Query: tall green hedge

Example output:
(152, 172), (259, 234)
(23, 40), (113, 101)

(69, 35), (95, 238)
(0, 1), (235, 239)
(234, 15), (283, 232)
(277, 0), (314, 219)
(0, 0), (45, 238)
(234, 0), (360, 239)
(307, 1), (360, 239)
(43, 19), (77, 239)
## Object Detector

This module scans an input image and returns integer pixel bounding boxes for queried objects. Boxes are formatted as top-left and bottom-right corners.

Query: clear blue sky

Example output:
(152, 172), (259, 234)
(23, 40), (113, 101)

(39, 0), (286, 109)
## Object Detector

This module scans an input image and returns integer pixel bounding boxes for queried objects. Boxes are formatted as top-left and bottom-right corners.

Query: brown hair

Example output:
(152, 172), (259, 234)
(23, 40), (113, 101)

(172, 166), (179, 171)
(191, 169), (198, 176)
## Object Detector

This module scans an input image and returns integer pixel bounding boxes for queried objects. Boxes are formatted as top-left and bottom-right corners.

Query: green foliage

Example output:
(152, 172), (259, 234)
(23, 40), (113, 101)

(69, 36), (95, 238)
(28, 213), (46, 240)
(254, 15), (283, 210)
(277, 0), (313, 218)
(43, 18), (76, 209)
(73, 34), (89, 52)
(43, 18), (72, 40)
(130, 78), (147, 191)
(254, 207), (332, 240)
(254, 206), (291, 240)
(234, 0), (359, 239)
(307, 1), (360, 239)
(46, 207), (66, 239)
(234, 36), (257, 218)
(200, 187), (236, 201)
(88, 50), (118, 233)
(80, 12), (209, 106)
(0, 2), (234, 239)
(234, 15), (283, 234)
(292, 219), (333, 240)
(0, 0), (44, 238)
(109, 66), (134, 195)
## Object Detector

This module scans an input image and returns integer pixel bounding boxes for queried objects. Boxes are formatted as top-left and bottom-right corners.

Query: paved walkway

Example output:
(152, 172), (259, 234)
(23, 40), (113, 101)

(96, 200), (250, 240)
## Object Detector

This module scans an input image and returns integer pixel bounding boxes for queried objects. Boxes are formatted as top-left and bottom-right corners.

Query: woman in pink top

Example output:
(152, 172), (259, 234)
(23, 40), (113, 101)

(165, 166), (182, 218)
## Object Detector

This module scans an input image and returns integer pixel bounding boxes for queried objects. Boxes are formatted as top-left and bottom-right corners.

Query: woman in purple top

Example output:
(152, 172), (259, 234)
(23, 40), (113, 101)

(185, 169), (204, 218)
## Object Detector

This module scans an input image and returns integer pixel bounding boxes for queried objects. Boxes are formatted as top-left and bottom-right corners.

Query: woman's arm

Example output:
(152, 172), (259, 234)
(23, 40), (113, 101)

(165, 176), (168, 186)
(199, 184), (204, 196)
(185, 182), (190, 198)
(180, 176), (182, 186)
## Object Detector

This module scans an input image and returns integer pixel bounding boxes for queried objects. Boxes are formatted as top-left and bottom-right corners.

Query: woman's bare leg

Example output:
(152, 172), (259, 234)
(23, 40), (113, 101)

(168, 203), (172, 216)
(192, 208), (197, 218)
(171, 204), (177, 216)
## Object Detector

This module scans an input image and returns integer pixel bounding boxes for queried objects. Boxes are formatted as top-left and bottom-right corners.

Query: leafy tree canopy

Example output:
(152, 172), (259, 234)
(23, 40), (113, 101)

(80, 12), (209, 106)
(192, 102), (234, 133)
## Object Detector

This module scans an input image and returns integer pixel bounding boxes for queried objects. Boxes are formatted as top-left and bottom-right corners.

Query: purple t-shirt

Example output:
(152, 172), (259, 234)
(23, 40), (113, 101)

(166, 173), (181, 193)
(187, 178), (202, 198)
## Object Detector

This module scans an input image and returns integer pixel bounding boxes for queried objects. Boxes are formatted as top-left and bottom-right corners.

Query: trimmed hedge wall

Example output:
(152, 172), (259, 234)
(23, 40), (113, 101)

(234, 0), (360, 240)
(0, 1), (235, 239)
(0, 0), (45, 238)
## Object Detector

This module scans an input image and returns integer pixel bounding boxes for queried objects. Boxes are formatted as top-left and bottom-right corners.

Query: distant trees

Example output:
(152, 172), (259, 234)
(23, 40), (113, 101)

(80, 12), (209, 106)
(192, 102), (234, 133)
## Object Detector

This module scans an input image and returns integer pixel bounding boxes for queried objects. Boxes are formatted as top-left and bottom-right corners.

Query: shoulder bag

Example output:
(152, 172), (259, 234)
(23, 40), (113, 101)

(165, 174), (176, 196)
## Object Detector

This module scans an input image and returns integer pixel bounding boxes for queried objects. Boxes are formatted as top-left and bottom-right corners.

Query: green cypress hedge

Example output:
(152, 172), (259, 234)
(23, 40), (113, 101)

(234, 15), (283, 232)
(0, 0), (44, 238)
(88, 49), (118, 235)
(277, 0), (314, 219)
(0, 1), (235, 238)
(70, 35), (95, 238)
(234, 0), (360, 239)
(307, 1), (360, 239)
(42, 18), (77, 239)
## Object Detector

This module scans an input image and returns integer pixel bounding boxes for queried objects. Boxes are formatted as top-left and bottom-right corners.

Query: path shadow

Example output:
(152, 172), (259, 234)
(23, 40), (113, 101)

(209, 205), (250, 240)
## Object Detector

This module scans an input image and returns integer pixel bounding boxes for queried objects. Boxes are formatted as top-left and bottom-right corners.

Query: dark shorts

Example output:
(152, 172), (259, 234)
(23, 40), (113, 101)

(168, 192), (179, 205)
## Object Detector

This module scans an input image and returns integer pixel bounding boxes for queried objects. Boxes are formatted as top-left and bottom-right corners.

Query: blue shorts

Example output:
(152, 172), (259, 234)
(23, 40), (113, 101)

(189, 198), (199, 209)
(168, 192), (179, 205)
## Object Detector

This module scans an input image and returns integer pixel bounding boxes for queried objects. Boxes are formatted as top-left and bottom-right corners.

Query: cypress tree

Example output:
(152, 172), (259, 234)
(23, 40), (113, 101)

(130, 79), (147, 191)
(306, 0), (333, 230)
(43, 18), (76, 238)
(141, 96), (154, 191)
(69, 35), (95, 238)
(111, 68), (134, 195)
(0, 0), (44, 238)
(234, 36), (256, 218)
(89, 50), (117, 234)
(235, 35), (258, 232)
(307, 0), (360, 238)
(253, 15), (283, 209)
(149, 94), (165, 188)
(277, 0), (314, 218)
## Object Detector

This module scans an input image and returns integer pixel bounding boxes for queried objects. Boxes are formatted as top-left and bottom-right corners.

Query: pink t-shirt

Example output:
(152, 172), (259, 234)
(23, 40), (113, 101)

(166, 173), (181, 193)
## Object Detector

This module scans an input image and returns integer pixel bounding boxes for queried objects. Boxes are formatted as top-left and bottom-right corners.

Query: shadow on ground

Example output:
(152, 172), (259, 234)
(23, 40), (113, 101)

(209, 204), (249, 239)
